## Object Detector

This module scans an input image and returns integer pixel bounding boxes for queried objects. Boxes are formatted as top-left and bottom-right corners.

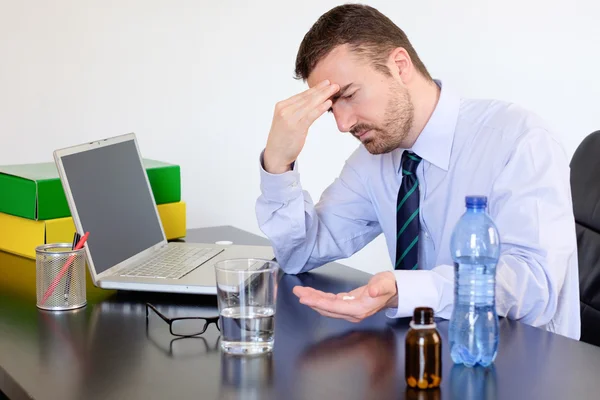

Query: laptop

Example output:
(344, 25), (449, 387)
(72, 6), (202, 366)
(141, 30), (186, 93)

(53, 132), (275, 295)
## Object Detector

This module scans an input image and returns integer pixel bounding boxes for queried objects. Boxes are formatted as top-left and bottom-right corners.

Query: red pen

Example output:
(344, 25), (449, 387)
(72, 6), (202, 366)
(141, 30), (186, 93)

(41, 232), (90, 305)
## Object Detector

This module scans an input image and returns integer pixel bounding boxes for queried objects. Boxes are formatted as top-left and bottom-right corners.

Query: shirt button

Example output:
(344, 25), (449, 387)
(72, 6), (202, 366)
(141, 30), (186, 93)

(290, 181), (298, 188)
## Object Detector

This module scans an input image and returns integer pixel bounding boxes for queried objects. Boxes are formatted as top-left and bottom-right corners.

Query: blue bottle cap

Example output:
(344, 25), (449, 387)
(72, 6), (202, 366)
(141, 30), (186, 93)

(466, 195), (487, 207)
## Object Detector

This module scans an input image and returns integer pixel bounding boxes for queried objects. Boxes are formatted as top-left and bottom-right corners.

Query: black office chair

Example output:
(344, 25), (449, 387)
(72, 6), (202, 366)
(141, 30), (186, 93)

(570, 130), (600, 346)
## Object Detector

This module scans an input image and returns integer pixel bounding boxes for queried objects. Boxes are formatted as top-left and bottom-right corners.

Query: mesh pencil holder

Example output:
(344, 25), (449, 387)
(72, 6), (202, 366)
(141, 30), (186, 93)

(36, 243), (87, 311)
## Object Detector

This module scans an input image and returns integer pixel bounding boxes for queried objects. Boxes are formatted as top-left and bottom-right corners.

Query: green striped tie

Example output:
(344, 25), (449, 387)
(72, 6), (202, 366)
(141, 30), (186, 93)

(395, 151), (422, 270)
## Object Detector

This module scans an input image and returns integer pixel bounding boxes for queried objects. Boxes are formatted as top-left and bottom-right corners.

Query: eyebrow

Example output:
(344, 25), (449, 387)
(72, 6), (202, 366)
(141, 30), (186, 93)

(331, 83), (354, 102)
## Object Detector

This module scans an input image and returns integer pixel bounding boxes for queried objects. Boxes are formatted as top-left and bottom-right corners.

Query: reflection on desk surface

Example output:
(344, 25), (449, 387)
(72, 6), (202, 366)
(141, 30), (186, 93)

(295, 329), (399, 400)
(0, 286), (499, 400)
(220, 352), (274, 400)
(4, 251), (600, 400)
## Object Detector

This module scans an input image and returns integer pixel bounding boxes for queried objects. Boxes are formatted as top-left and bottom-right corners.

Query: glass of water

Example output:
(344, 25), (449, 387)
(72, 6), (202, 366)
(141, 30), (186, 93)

(214, 258), (279, 355)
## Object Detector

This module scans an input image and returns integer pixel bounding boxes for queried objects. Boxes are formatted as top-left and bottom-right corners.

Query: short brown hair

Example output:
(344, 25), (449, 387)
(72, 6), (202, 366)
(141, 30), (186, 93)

(294, 4), (432, 81)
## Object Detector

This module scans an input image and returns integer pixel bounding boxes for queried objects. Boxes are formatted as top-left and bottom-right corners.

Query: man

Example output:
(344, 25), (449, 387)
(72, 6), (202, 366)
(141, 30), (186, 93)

(256, 4), (580, 339)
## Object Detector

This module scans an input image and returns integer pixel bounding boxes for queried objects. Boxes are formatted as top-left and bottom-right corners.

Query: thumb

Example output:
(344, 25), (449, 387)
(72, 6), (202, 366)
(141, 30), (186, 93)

(368, 276), (395, 298)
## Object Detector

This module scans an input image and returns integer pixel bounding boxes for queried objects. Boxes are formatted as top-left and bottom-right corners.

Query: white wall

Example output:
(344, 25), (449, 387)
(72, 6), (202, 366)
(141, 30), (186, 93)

(1, 0), (599, 274)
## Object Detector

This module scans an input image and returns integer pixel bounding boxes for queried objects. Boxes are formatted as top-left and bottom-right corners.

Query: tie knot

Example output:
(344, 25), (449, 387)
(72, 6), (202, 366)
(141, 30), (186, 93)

(401, 151), (422, 176)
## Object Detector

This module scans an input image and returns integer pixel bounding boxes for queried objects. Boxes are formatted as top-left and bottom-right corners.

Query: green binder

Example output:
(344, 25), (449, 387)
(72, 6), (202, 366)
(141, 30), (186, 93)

(0, 159), (181, 220)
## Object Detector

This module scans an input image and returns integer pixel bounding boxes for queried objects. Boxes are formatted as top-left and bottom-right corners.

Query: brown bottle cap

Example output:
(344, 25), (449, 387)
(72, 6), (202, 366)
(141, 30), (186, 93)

(412, 307), (434, 325)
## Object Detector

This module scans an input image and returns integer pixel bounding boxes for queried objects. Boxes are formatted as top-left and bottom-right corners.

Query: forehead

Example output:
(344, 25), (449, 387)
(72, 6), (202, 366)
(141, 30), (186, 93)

(307, 45), (368, 88)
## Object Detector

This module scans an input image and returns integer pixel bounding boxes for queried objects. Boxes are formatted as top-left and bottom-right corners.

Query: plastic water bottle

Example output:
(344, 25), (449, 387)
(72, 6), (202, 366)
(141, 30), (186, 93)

(449, 195), (500, 367)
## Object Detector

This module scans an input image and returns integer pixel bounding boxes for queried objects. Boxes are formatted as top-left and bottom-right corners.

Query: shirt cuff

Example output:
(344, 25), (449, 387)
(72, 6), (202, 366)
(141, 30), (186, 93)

(385, 270), (441, 319)
(259, 150), (302, 203)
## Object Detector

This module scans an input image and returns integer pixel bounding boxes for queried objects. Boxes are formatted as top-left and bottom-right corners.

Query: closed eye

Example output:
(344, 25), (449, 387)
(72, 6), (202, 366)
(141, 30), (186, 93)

(328, 92), (356, 112)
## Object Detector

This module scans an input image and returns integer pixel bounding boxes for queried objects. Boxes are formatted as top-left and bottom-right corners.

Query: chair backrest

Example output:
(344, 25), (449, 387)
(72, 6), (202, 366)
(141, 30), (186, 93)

(570, 130), (600, 346)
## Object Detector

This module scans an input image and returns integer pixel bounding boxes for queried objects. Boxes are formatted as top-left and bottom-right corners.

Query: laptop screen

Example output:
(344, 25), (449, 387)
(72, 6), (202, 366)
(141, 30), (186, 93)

(60, 139), (165, 275)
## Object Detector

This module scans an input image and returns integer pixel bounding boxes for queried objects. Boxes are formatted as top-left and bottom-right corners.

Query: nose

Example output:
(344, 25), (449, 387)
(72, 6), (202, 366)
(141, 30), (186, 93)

(332, 105), (357, 133)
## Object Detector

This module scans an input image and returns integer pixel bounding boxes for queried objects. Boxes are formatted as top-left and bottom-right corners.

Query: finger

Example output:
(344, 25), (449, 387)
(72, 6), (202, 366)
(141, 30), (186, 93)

(345, 286), (368, 299)
(331, 286), (366, 301)
(335, 292), (351, 300)
(296, 293), (352, 318)
(294, 288), (335, 303)
(308, 305), (361, 323)
(335, 291), (364, 301)
(301, 295), (362, 317)
(294, 286), (337, 301)
(302, 99), (332, 126)
(292, 286), (309, 297)
(291, 83), (339, 115)
(284, 84), (338, 121)
(278, 80), (331, 108)
(368, 277), (396, 298)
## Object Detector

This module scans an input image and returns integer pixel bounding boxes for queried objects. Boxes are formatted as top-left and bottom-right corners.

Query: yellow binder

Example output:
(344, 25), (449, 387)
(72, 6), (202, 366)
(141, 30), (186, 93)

(0, 201), (186, 259)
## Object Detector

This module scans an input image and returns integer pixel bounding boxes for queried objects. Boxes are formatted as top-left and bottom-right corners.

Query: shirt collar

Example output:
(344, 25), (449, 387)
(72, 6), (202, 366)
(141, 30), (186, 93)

(393, 79), (460, 173)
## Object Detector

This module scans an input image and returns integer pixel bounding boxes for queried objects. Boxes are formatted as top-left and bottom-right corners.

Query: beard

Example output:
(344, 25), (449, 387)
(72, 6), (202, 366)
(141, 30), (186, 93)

(350, 83), (414, 155)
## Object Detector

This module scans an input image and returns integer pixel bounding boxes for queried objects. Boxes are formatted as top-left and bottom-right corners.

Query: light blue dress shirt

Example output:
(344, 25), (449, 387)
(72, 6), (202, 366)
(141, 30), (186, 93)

(256, 80), (580, 340)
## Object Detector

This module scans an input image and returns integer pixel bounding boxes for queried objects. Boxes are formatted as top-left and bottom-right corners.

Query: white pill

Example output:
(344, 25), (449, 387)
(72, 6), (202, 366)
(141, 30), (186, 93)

(215, 241), (233, 245)
(342, 296), (355, 300)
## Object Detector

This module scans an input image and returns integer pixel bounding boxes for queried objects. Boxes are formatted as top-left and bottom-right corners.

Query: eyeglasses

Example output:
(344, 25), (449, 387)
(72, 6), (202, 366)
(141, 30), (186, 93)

(145, 303), (221, 337)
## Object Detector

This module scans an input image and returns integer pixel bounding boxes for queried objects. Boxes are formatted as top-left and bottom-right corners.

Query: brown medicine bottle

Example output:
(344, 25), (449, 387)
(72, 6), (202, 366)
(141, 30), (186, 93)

(405, 307), (442, 390)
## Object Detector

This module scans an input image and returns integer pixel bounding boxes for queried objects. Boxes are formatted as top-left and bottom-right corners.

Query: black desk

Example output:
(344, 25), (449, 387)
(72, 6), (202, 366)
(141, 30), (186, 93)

(1, 226), (600, 400)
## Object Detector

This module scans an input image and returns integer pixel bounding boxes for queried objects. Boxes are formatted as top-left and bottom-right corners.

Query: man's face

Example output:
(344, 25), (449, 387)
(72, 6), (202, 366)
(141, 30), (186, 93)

(307, 45), (414, 154)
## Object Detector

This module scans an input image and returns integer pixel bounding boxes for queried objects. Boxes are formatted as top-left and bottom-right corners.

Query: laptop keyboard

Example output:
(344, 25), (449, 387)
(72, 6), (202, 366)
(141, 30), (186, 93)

(120, 246), (224, 280)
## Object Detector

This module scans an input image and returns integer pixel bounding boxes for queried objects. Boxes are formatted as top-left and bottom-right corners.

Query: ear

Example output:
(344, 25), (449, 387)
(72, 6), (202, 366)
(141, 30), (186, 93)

(388, 47), (413, 83)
